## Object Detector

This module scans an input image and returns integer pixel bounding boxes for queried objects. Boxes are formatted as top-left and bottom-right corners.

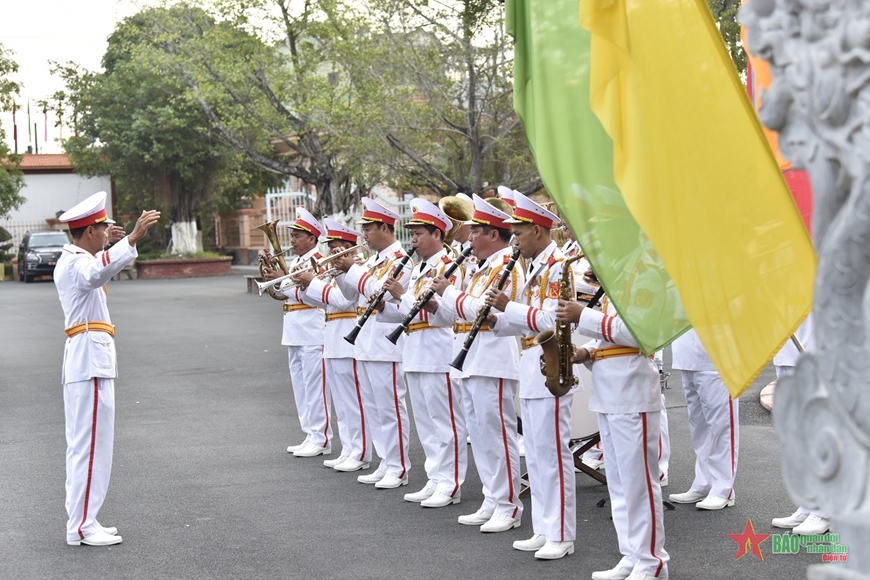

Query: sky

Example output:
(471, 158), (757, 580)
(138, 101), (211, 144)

(0, 0), (143, 154)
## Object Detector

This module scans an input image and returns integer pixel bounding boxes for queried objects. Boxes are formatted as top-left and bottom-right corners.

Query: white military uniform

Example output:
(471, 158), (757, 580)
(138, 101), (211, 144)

(337, 241), (413, 479)
(671, 328), (739, 501)
(54, 192), (137, 544)
(492, 240), (577, 544)
(440, 244), (525, 520)
(305, 221), (368, 465)
(280, 244), (330, 449)
(380, 246), (467, 499)
(577, 299), (670, 578)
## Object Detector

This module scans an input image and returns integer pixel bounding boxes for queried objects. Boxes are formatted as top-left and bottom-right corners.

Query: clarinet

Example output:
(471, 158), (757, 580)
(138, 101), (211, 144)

(385, 246), (473, 345)
(344, 253), (413, 345)
(450, 248), (521, 371)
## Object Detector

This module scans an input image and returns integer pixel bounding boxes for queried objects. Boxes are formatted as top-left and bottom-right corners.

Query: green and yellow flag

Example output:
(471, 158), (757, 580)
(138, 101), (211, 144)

(576, 0), (815, 396)
(507, 0), (690, 355)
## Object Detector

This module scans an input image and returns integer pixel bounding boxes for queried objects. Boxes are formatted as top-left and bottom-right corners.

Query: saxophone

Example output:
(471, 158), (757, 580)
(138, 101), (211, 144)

(535, 254), (582, 397)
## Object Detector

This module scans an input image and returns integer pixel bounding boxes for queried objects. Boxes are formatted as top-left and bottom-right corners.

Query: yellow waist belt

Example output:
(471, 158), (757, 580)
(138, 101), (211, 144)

(65, 321), (115, 338)
(406, 322), (442, 334)
(283, 303), (315, 314)
(326, 311), (357, 322)
(521, 337), (537, 350)
(453, 322), (489, 334)
(589, 345), (645, 362)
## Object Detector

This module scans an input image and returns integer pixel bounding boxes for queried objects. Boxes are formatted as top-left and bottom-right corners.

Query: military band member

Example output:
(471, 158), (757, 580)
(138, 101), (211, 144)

(429, 194), (525, 532)
(332, 199), (413, 489)
(483, 192), (577, 561)
(269, 208), (331, 458)
(557, 296), (670, 580)
(294, 219), (370, 472)
(379, 198), (468, 508)
(54, 191), (160, 546)
(668, 329), (739, 510)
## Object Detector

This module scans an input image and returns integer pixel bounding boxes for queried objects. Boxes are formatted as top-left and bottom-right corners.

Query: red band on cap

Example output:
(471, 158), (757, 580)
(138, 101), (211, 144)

(512, 207), (554, 228)
(67, 209), (108, 229)
(504, 199), (516, 208)
(326, 229), (357, 243)
(293, 219), (321, 237)
(361, 210), (396, 226)
(409, 212), (448, 232)
(472, 209), (508, 230)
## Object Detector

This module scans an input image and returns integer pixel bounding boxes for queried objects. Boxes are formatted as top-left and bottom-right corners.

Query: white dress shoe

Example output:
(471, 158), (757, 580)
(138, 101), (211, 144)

(100, 526), (118, 536)
(480, 512), (520, 533)
(512, 534), (547, 552)
(625, 573), (668, 580)
(659, 476), (668, 487)
(293, 442), (331, 457)
(323, 456), (348, 468)
(772, 509), (809, 529)
(421, 491), (460, 507)
(68, 530), (123, 546)
(458, 508), (493, 526)
(668, 490), (708, 504)
(695, 495), (735, 510)
(286, 438), (309, 453)
(334, 458), (371, 472)
(403, 482), (436, 503)
(582, 457), (605, 470)
(591, 564), (633, 580)
(374, 474), (408, 489)
(793, 514), (831, 535)
(534, 541), (574, 560)
(357, 471), (386, 484)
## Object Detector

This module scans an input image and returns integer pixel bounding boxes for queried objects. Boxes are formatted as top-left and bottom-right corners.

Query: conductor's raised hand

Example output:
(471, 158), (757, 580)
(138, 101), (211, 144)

(555, 299), (584, 323)
(128, 210), (161, 246)
(107, 225), (126, 245)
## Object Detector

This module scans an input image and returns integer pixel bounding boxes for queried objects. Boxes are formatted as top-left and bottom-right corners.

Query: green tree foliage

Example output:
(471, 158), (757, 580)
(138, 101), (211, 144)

(0, 44), (24, 220)
(707, 0), (747, 76)
(51, 6), (280, 251)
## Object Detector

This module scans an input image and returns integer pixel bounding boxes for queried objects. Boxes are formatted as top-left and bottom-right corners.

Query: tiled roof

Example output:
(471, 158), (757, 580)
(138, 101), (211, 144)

(18, 153), (73, 171)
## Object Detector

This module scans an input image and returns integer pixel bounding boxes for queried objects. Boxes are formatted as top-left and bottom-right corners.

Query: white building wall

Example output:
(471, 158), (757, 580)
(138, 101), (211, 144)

(8, 173), (113, 222)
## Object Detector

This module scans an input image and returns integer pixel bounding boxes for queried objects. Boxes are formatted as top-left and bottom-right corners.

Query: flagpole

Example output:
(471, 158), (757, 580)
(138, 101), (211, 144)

(12, 102), (17, 154)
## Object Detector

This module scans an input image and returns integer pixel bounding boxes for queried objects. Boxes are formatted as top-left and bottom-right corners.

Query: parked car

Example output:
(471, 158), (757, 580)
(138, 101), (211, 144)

(17, 231), (71, 283)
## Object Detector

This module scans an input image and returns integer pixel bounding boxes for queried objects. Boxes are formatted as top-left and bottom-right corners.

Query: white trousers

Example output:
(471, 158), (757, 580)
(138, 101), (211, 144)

(463, 376), (523, 518)
(406, 372), (467, 496)
(680, 370), (739, 499)
(64, 378), (115, 542)
(659, 394), (670, 480)
(357, 360), (410, 478)
(599, 412), (669, 578)
(521, 395), (576, 542)
(287, 345), (331, 448)
(327, 357), (370, 461)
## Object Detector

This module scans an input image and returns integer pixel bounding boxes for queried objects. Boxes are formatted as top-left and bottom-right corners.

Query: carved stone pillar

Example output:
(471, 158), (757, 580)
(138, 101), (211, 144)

(742, 1), (870, 578)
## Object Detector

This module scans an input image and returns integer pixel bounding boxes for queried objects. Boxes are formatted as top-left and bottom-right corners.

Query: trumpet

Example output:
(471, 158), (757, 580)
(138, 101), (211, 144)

(256, 244), (366, 297)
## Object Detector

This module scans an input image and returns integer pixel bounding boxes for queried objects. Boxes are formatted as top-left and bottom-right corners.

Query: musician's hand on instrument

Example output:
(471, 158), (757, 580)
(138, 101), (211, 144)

(263, 267), (283, 281)
(382, 277), (404, 300)
(482, 311), (499, 329)
(374, 298), (386, 312)
(484, 288), (509, 312)
(421, 298), (439, 314)
(332, 253), (356, 272)
(556, 299), (583, 323)
(571, 347), (591, 365)
(428, 275), (450, 296)
(293, 270), (315, 288)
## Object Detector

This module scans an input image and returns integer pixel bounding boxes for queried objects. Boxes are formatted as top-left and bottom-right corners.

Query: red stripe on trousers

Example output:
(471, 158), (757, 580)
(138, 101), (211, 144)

(321, 354), (329, 446)
(498, 379), (518, 518)
(392, 363), (407, 478)
(77, 378), (100, 539)
(641, 413), (665, 577)
(554, 399), (565, 541)
(352, 360), (367, 461)
(445, 374), (460, 497)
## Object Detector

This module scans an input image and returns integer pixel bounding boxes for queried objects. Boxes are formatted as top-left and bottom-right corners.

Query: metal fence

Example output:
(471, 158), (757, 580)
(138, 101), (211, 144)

(0, 221), (53, 250)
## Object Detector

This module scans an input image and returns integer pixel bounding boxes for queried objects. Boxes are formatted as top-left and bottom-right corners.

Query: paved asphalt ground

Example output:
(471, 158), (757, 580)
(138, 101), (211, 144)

(1, 271), (822, 580)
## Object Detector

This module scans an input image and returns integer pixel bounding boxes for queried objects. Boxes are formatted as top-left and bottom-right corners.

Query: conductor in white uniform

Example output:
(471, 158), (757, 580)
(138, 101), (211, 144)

(54, 191), (159, 546)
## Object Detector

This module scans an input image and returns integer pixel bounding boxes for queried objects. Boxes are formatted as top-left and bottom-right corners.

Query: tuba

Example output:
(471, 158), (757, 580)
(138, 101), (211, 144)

(255, 219), (290, 301)
(439, 195), (474, 252)
(535, 254), (583, 397)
